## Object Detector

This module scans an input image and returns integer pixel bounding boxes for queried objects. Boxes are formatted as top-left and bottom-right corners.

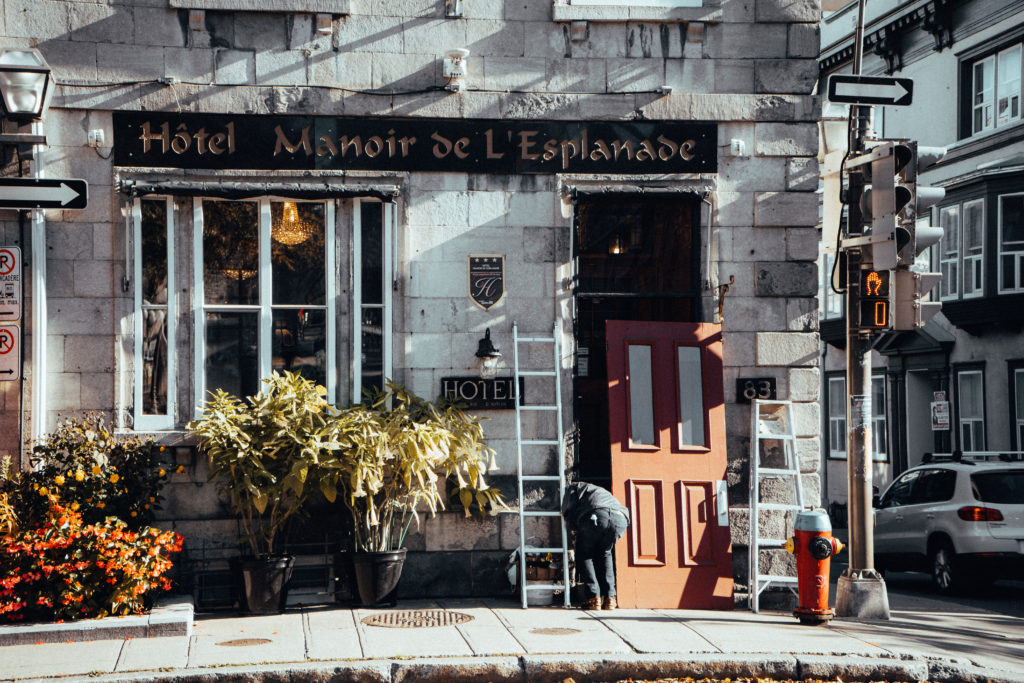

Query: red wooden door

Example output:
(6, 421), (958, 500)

(607, 320), (732, 609)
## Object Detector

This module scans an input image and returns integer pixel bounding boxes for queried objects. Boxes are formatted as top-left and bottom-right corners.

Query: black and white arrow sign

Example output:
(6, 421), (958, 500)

(0, 178), (88, 210)
(827, 75), (913, 107)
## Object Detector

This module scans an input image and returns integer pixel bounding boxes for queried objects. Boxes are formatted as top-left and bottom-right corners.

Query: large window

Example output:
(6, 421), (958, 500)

(999, 193), (1024, 293)
(130, 195), (392, 425)
(956, 368), (986, 451)
(970, 43), (1022, 135)
(819, 251), (842, 321)
(937, 199), (986, 300)
(827, 374), (887, 462)
(133, 198), (176, 430)
(962, 199), (985, 297)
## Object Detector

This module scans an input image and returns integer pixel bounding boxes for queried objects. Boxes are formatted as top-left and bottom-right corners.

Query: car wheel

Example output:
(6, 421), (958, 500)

(930, 542), (961, 594)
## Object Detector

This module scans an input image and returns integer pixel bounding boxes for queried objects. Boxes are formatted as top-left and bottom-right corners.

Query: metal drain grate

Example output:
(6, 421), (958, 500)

(529, 627), (581, 636)
(216, 638), (273, 647)
(361, 609), (474, 628)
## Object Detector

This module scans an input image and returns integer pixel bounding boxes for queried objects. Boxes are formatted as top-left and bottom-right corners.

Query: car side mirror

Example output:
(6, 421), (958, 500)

(872, 494), (883, 508)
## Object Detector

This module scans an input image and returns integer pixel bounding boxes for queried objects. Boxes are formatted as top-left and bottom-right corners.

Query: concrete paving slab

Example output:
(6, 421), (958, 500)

(355, 619), (474, 658)
(115, 635), (190, 673)
(830, 609), (1024, 673)
(684, 615), (886, 656)
(303, 609), (363, 661)
(187, 613), (305, 668)
(0, 639), (123, 678)
(593, 609), (721, 653)
(457, 624), (527, 655)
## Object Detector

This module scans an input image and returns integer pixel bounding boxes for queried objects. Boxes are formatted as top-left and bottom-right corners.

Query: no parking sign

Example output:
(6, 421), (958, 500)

(0, 325), (18, 381)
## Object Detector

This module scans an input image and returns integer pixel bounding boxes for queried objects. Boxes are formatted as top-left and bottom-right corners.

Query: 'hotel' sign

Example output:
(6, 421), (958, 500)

(441, 376), (523, 410)
(114, 112), (716, 175)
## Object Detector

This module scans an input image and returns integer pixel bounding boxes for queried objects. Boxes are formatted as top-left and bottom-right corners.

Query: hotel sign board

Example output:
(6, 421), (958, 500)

(113, 112), (717, 175)
(441, 376), (524, 410)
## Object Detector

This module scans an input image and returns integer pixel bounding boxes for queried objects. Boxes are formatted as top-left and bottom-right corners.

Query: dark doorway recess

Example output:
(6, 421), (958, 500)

(571, 195), (703, 485)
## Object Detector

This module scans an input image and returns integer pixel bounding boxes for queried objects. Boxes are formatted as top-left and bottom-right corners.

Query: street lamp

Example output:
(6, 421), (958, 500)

(0, 48), (52, 145)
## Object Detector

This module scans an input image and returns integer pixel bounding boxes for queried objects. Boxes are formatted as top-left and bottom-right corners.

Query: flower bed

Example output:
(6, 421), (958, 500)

(0, 500), (182, 622)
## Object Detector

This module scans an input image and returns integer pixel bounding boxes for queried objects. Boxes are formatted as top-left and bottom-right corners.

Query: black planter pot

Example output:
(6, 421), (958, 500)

(351, 549), (407, 607)
(236, 555), (295, 614)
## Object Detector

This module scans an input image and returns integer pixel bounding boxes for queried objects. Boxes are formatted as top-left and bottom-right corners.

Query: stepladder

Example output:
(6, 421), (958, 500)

(512, 320), (571, 608)
(748, 399), (806, 612)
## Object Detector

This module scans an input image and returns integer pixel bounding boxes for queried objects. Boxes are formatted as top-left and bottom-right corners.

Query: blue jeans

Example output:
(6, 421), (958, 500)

(574, 508), (629, 600)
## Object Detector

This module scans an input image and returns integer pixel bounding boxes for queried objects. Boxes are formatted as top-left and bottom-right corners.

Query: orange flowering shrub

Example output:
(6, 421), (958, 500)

(16, 413), (170, 530)
(0, 498), (182, 622)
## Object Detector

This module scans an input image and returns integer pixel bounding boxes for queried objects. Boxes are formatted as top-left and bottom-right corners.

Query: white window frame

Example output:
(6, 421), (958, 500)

(819, 250), (843, 320)
(938, 204), (960, 300)
(962, 198), (985, 298)
(133, 197), (176, 431)
(971, 43), (1022, 136)
(352, 199), (394, 402)
(957, 369), (986, 451)
(1015, 368), (1024, 451)
(998, 192), (1024, 294)
(192, 197), (337, 411)
(828, 376), (847, 459)
(828, 375), (886, 461)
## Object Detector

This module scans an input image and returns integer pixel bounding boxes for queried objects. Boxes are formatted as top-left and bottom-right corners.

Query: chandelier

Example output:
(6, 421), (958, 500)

(272, 202), (318, 246)
(220, 267), (257, 280)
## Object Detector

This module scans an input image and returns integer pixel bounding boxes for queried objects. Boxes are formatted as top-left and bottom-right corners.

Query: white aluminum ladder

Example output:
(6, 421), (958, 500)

(748, 399), (805, 613)
(512, 320), (571, 608)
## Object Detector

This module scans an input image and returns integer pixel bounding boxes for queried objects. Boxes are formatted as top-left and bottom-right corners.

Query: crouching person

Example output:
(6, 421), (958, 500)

(561, 481), (630, 610)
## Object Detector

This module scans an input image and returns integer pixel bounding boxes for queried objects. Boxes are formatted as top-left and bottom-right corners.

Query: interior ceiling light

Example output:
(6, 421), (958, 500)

(272, 201), (317, 246)
(220, 267), (257, 280)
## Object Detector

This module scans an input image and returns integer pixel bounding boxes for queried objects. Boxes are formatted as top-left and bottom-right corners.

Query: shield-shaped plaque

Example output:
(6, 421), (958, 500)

(468, 255), (505, 311)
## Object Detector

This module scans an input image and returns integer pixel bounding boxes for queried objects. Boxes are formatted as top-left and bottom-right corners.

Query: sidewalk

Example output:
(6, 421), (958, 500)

(1, 590), (1022, 683)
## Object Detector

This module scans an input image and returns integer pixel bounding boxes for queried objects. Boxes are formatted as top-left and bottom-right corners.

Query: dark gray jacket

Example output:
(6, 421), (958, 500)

(560, 482), (629, 532)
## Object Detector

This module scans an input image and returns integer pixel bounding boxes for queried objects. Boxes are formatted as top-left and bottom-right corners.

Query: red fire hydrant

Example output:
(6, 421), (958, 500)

(784, 509), (844, 625)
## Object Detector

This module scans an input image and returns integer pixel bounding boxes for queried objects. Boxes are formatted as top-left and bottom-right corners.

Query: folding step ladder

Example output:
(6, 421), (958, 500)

(512, 320), (571, 608)
(748, 399), (805, 613)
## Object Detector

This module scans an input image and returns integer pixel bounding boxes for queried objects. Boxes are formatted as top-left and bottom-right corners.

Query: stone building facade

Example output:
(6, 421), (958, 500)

(0, 0), (821, 607)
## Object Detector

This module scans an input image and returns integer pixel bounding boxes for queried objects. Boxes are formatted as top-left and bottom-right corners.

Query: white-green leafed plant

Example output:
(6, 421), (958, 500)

(326, 382), (506, 553)
(187, 371), (341, 557)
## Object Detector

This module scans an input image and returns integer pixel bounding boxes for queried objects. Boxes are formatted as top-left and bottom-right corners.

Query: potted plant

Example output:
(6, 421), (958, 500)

(325, 382), (506, 606)
(187, 371), (339, 614)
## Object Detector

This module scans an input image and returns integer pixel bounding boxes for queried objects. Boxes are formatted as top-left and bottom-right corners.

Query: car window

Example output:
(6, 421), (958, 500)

(914, 469), (957, 503)
(881, 470), (920, 507)
(972, 471), (1024, 503)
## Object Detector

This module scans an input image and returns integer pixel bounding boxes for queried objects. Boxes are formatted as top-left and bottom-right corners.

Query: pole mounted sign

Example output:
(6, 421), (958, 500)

(0, 246), (20, 321)
(0, 325), (18, 381)
(827, 75), (913, 107)
(0, 178), (88, 210)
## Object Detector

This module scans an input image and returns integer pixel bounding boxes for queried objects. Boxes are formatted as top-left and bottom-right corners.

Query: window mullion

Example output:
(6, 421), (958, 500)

(353, 199), (363, 402)
(326, 200), (337, 404)
(259, 198), (273, 380)
(192, 198), (205, 413)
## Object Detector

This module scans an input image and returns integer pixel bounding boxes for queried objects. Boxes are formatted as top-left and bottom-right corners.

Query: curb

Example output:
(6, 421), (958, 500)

(26, 653), (1024, 683)
(0, 596), (193, 646)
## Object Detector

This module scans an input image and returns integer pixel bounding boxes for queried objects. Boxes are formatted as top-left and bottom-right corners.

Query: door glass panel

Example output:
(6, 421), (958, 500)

(627, 344), (655, 446)
(361, 307), (384, 398)
(205, 311), (259, 398)
(272, 308), (326, 386)
(677, 345), (705, 447)
(202, 200), (259, 305)
(271, 201), (325, 305)
(361, 202), (384, 305)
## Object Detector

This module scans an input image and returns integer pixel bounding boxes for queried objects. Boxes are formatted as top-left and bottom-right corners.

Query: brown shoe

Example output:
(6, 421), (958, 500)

(582, 597), (601, 610)
(602, 596), (617, 610)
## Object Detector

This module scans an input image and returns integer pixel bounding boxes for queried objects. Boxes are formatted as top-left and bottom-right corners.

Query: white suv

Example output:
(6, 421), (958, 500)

(873, 457), (1024, 593)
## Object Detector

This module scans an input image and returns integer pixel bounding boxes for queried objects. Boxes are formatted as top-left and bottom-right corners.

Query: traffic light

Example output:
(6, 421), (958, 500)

(859, 141), (912, 271)
(858, 268), (890, 330)
(892, 143), (947, 330)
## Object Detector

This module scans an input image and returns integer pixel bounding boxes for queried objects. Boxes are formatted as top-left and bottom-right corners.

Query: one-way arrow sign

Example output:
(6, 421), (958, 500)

(0, 178), (88, 210)
(827, 75), (913, 107)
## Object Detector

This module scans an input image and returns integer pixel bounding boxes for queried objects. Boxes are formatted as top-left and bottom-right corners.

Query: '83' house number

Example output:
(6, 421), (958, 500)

(736, 377), (776, 403)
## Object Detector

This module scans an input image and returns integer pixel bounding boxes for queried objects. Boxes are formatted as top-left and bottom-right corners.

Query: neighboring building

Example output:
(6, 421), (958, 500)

(818, 0), (1024, 513)
(0, 0), (821, 608)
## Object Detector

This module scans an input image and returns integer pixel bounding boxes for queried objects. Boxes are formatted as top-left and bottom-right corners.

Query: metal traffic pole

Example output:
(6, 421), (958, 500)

(835, 0), (890, 620)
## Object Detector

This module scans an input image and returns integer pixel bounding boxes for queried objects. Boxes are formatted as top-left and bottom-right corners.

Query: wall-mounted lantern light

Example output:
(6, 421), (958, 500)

(0, 48), (53, 146)
(0, 49), (52, 121)
(475, 328), (501, 377)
